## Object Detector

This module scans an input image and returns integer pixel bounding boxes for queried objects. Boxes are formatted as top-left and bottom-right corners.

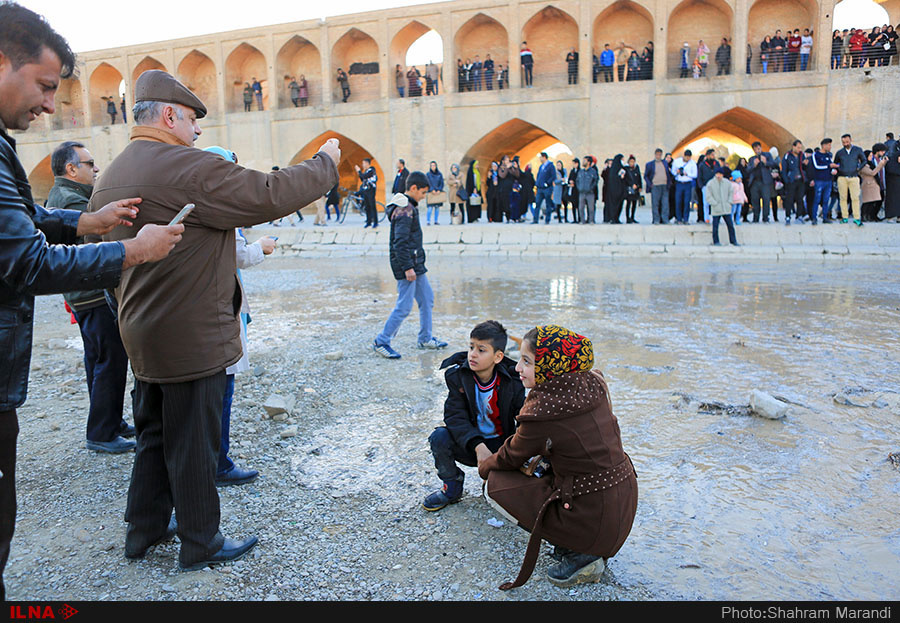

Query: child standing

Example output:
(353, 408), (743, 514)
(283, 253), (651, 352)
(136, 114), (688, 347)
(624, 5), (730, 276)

(731, 169), (747, 224)
(423, 321), (525, 511)
(373, 171), (448, 359)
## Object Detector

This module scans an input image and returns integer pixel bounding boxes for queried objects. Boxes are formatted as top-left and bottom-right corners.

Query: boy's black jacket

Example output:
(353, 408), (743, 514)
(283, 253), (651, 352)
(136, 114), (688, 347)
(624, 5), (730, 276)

(439, 351), (526, 453)
(386, 193), (426, 281)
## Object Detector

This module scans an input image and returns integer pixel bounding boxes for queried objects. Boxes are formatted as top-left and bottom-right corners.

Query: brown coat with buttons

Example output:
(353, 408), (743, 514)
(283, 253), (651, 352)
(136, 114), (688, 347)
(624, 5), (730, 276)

(479, 369), (637, 587)
(860, 158), (887, 204)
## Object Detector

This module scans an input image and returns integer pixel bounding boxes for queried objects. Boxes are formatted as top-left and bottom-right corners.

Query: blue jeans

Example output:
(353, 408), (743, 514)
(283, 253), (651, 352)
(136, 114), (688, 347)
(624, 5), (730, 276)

(712, 214), (737, 245)
(534, 187), (554, 223)
(426, 203), (440, 224)
(812, 181), (831, 222)
(218, 374), (235, 475)
(675, 181), (693, 223)
(800, 53), (809, 71)
(375, 273), (434, 347)
(732, 203), (742, 224)
(325, 202), (340, 219)
(398, 86), (404, 97)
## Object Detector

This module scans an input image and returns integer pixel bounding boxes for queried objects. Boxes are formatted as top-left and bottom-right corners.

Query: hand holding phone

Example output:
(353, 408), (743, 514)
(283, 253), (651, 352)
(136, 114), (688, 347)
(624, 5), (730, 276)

(169, 203), (195, 226)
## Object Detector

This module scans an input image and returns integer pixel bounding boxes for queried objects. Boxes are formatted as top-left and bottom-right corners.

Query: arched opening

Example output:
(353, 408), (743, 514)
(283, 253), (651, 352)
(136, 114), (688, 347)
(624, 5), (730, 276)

(52, 77), (84, 130)
(331, 28), (380, 103)
(748, 0), (817, 73)
(289, 131), (385, 206)
(28, 155), (54, 207)
(225, 43), (268, 113)
(671, 107), (798, 161)
(89, 62), (125, 126)
(592, 1), (655, 82)
(460, 118), (574, 185)
(177, 50), (218, 117)
(390, 21), (444, 97)
(832, 0), (895, 68)
(454, 13), (509, 92)
(276, 36), (321, 109)
(132, 56), (167, 88)
(521, 5), (579, 87)
(667, 0), (734, 78)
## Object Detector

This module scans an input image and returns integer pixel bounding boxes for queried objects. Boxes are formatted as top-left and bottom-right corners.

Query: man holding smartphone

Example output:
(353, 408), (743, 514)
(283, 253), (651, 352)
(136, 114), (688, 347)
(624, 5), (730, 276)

(0, 4), (184, 599)
(91, 69), (340, 571)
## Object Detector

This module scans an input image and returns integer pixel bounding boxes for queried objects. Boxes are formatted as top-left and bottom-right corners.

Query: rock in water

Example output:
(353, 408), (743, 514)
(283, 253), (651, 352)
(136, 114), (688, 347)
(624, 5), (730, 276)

(832, 393), (868, 408)
(263, 394), (295, 416)
(324, 351), (343, 361)
(749, 390), (788, 420)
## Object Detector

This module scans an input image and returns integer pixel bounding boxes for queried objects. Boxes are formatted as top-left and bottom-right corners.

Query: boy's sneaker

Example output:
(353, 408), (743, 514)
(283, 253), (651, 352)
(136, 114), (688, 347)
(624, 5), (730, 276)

(853, 219), (863, 227)
(841, 218), (849, 223)
(417, 337), (448, 350)
(422, 480), (463, 511)
(373, 342), (401, 359)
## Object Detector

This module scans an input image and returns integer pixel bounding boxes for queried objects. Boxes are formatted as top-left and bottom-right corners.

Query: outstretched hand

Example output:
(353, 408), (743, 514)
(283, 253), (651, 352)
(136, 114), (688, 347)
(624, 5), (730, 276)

(78, 198), (142, 235)
(318, 138), (341, 167)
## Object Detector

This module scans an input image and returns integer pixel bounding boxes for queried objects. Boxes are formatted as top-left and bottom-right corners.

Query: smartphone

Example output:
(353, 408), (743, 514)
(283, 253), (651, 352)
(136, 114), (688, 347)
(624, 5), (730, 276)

(271, 236), (279, 241)
(169, 203), (195, 226)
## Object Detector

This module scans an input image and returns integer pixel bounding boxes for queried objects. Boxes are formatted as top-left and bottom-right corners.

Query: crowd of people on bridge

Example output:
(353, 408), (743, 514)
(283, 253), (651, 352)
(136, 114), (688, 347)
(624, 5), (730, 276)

(831, 24), (899, 68)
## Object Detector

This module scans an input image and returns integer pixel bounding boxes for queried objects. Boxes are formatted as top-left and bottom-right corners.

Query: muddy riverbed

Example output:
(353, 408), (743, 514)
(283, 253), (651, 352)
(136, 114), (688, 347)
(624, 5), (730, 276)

(7, 257), (900, 601)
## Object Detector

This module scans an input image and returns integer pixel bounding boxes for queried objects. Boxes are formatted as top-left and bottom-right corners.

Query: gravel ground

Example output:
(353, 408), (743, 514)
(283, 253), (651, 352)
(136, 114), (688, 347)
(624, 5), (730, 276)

(5, 259), (654, 602)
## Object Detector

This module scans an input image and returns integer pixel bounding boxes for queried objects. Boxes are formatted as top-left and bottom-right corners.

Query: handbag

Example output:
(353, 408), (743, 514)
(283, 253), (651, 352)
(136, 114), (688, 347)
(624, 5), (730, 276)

(456, 187), (469, 202)
(469, 191), (482, 206)
(427, 191), (443, 205)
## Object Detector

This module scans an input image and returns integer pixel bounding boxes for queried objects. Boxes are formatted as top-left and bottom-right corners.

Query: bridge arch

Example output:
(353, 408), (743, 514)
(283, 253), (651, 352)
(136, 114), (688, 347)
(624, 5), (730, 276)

(454, 13), (509, 91)
(132, 56), (167, 88)
(331, 28), (381, 103)
(52, 78), (84, 130)
(521, 5), (580, 87)
(671, 107), (798, 159)
(460, 117), (574, 184)
(390, 20), (444, 97)
(89, 62), (125, 126)
(27, 155), (54, 207)
(276, 36), (322, 108)
(226, 43), (268, 112)
(667, 0), (735, 78)
(592, 1), (655, 82)
(289, 131), (385, 205)
(177, 50), (218, 117)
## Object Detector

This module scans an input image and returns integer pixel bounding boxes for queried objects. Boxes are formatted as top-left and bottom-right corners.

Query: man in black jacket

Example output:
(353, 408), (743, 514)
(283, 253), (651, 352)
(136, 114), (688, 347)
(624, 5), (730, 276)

(373, 171), (447, 359)
(697, 149), (718, 223)
(356, 158), (378, 228)
(424, 321), (525, 511)
(391, 159), (408, 195)
(45, 141), (135, 453)
(0, 2), (183, 599)
(748, 141), (776, 222)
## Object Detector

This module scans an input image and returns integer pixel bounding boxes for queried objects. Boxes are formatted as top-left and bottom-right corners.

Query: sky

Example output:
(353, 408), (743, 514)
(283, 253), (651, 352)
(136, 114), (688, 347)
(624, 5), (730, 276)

(21, 0), (892, 57)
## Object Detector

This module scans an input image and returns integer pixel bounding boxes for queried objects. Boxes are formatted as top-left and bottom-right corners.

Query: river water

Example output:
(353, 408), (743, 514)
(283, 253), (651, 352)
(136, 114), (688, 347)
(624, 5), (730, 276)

(239, 255), (900, 600)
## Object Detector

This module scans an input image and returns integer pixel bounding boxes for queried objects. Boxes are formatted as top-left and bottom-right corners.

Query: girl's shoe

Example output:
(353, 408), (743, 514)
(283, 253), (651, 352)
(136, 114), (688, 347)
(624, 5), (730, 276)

(547, 553), (607, 587)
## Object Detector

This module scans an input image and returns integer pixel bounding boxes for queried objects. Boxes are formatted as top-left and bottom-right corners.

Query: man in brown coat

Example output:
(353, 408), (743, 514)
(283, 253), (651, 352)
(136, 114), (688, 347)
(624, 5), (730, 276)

(90, 70), (340, 570)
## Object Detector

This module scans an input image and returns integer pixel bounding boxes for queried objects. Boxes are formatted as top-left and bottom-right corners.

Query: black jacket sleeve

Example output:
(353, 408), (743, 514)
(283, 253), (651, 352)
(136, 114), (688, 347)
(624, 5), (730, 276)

(442, 368), (481, 451)
(390, 213), (414, 272)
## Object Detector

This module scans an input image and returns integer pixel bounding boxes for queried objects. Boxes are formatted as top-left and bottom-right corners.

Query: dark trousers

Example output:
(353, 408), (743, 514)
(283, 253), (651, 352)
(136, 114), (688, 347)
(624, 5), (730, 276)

(617, 65), (625, 81)
(72, 305), (128, 442)
(218, 374), (235, 475)
(602, 66), (613, 82)
(783, 180), (805, 219)
(523, 65), (533, 86)
(675, 182), (693, 223)
(0, 410), (17, 601)
(749, 183), (773, 222)
(712, 214), (737, 245)
(125, 372), (226, 566)
(429, 427), (503, 482)
(362, 188), (377, 226)
(243, 101), (251, 112)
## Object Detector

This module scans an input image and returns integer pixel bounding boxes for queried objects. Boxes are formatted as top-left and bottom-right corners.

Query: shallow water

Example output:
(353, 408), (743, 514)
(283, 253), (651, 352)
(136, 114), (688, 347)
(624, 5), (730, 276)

(239, 256), (900, 600)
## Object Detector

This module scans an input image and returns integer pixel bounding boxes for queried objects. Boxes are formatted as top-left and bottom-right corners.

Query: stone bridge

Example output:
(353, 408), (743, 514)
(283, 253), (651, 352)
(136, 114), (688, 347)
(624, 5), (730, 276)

(14, 0), (900, 205)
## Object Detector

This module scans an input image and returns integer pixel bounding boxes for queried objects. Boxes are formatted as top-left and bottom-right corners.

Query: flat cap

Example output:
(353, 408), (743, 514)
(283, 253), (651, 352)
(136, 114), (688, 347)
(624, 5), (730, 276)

(134, 70), (207, 119)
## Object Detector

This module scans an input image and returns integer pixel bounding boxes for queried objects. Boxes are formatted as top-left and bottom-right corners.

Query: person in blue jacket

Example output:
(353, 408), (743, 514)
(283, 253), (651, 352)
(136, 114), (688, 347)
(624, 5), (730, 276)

(425, 161), (445, 225)
(533, 152), (556, 224)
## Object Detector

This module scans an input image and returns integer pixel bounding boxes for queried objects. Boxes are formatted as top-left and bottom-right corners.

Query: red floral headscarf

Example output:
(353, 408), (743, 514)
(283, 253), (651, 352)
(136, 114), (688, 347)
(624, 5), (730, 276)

(532, 325), (594, 385)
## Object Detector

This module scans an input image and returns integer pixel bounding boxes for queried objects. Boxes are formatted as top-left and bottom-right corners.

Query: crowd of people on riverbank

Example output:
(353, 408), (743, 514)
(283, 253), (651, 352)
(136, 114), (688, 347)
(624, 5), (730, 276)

(368, 132), (899, 233)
